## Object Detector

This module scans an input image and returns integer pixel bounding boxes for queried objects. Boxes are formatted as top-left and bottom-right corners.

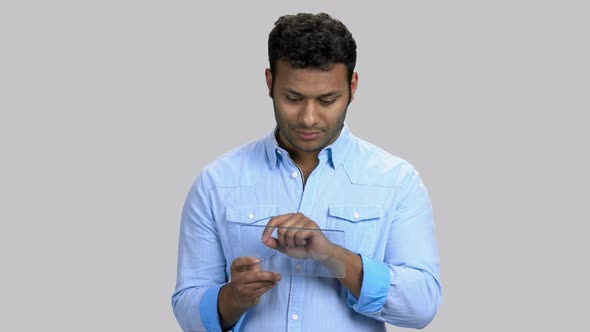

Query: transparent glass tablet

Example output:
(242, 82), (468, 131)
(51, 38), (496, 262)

(239, 224), (345, 278)
(237, 222), (277, 261)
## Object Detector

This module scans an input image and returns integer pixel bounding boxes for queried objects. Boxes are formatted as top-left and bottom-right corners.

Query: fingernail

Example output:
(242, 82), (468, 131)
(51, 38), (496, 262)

(253, 258), (260, 264)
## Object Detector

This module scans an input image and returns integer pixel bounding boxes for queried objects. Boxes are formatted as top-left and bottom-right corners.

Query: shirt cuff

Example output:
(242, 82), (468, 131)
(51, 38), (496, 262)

(199, 285), (245, 332)
(346, 253), (390, 315)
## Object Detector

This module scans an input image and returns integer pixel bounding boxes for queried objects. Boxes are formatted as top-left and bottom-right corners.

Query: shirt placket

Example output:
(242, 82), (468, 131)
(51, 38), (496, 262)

(284, 155), (325, 332)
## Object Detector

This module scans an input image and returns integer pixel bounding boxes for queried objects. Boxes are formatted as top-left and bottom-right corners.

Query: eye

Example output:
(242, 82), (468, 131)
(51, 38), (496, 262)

(319, 99), (336, 106)
(285, 95), (302, 103)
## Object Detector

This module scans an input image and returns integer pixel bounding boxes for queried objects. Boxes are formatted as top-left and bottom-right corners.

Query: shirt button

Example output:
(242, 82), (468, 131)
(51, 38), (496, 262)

(291, 171), (298, 178)
(248, 213), (255, 220)
(295, 264), (301, 272)
(277, 150), (282, 155)
(353, 212), (360, 219)
(292, 313), (299, 320)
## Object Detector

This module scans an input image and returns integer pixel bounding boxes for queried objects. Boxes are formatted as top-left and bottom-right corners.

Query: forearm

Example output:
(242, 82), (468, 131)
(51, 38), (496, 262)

(328, 244), (363, 298)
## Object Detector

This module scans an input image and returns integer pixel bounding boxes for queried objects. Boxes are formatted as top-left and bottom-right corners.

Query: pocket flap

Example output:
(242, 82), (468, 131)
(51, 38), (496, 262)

(226, 205), (277, 224)
(328, 206), (383, 222)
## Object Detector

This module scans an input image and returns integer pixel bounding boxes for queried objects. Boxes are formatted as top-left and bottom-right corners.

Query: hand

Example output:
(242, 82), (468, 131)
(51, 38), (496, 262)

(226, 256), (281, 308)
(261, 213), (336, 261)
(218, 257), (281, 328)
(261, 213), (361, 297)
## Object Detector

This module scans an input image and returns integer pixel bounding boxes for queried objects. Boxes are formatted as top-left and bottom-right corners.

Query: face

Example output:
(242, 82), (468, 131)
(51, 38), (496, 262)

(265, 60), (358, 159)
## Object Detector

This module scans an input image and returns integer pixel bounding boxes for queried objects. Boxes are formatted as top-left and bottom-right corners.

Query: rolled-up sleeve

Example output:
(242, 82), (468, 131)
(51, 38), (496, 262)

(348, 169), (442, 329)
(346, 254), (391, 314)
(171, 173), (235, 331)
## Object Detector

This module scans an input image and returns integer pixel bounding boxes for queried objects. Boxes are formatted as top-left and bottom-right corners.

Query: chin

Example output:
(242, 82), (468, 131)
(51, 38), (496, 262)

(295, 142), (325, 153)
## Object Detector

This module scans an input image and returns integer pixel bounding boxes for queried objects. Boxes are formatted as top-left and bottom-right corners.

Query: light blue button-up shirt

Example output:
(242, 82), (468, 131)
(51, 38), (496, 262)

(172, 125), (441, 331)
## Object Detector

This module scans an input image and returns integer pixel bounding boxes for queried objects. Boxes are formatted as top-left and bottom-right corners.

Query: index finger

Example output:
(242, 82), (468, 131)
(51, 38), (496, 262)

(261, 213), (294, 241)
(231, 256), (261, 272)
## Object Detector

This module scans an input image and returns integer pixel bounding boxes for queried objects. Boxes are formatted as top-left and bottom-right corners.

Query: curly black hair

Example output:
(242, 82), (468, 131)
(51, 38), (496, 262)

(268, 13), (357, 84)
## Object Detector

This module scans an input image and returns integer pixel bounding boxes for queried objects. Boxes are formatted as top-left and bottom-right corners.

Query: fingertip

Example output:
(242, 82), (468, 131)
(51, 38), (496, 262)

(263, 236), (277, 249)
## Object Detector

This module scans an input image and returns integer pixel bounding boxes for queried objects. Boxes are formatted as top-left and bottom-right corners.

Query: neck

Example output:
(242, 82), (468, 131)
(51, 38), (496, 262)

(292, 154), (319, 179)
(275, 130), (319, 176)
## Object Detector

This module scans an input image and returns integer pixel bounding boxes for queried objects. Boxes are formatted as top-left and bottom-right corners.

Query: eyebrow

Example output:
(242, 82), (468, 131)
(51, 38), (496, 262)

(282, 88), (342, 99)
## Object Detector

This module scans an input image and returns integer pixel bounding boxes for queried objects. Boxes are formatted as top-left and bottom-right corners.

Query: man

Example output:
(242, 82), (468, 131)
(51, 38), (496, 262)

(172, 13), (441, 332)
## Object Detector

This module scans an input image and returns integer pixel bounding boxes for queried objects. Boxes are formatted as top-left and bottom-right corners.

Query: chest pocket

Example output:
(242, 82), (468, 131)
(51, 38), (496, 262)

(226, 205), (276, 260)
(327, 206), (383, 256)
(226, 205), (277, 225)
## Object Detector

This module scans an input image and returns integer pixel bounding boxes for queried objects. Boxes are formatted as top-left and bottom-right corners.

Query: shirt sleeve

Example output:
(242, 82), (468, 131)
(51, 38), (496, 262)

(171, 173), (246, 331)
(346, 168), (442, 329)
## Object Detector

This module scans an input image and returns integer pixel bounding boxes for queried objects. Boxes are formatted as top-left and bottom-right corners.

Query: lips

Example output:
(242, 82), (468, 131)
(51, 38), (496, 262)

(295, 130), (321, 140)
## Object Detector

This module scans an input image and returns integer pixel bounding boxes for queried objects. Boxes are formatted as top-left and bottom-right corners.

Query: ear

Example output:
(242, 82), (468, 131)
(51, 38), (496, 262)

(265, 68), (273, 98)
(349, 72), (359, 102)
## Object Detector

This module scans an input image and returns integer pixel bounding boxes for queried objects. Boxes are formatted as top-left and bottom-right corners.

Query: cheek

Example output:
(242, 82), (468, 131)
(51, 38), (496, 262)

(274, 103), (297, 122)
(273, 103), (291, 127)
(327, 105), (347, 124)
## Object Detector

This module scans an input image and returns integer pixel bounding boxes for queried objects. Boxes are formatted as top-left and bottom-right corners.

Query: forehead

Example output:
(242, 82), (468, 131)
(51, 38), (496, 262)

(274, 60), (348, 94)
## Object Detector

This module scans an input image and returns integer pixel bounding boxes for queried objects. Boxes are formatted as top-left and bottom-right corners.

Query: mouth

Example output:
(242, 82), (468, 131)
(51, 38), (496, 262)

(294, 130), (321, 141)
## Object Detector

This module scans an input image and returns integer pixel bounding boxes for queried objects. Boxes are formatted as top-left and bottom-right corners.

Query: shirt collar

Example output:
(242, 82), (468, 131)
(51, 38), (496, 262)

(264, 128), (282, 168)
(264, 123), (353, 169)
(322, 123), (352, 168)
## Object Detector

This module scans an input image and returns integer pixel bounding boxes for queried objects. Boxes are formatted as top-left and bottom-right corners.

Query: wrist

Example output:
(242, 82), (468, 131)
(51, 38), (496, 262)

(325, 243), (346, 261)
(218, 284), (246, 329)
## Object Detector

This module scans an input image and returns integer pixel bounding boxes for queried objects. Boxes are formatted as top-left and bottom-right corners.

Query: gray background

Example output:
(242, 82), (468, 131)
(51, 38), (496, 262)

(1, 0), (588, 331)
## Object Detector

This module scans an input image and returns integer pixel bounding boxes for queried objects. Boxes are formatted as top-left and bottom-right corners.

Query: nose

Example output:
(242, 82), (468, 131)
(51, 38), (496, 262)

(298, 100), (320, 127)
